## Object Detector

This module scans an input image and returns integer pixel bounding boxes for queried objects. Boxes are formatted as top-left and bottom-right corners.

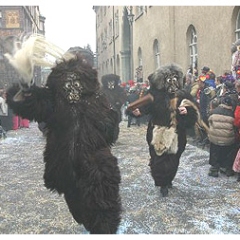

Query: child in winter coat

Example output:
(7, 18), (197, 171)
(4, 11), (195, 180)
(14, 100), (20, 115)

(207, 96), (237, 177)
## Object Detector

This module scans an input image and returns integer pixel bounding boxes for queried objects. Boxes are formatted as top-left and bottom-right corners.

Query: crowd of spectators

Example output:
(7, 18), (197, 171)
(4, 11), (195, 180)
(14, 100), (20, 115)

(183, 65), (240, 181)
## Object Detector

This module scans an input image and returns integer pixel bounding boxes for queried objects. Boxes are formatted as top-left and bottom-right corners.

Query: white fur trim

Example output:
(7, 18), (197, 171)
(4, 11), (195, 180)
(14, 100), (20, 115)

(151, 125), (178, 156)
(180, 98), (209, 133)
(4, 34), (74, 86)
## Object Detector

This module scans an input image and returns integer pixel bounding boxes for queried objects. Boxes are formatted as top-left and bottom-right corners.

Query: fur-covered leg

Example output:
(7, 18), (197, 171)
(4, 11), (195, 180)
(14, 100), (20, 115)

(237, 173), (240, 182)
(160, 186), (168, 197)
(86, 208), (121, 234)
(64, 191), (84, 225)
(64, 190), (121, 234)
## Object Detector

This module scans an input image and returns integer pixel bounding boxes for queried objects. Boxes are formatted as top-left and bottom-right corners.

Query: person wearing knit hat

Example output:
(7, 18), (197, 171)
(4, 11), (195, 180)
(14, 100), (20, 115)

(232, 89), (240, 181)
(222, 71), (235, 84)
(197, 74), (216, 126)
(201, 66), (210, 74)
(220, 72), (238, 111)
(221, 95), (233, 106)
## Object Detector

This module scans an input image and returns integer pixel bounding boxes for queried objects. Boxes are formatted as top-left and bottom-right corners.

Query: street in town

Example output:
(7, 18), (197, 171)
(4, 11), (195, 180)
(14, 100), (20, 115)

(0, 121), (239, 234)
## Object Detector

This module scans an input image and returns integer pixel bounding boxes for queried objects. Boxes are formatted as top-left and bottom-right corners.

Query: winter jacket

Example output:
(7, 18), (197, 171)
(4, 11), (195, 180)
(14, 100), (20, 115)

(190, 81), (199, 99)
(208, 104), (235, 146)
(234, 105), (240, 128)
(205, 79), (216, 88)
(234, 105), (240, 142)
(199, 88), (210, 124)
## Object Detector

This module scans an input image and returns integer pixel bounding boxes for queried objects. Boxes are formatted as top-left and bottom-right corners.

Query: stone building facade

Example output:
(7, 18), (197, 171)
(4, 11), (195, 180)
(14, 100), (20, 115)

(0, 6), (45, 88)
(94, 6), (240, 83)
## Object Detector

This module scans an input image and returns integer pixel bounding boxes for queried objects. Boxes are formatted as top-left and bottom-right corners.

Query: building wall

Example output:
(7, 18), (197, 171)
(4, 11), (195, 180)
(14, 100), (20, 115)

(172, 6), (235, 74)
(0, 6), (43, 88)
(95, 6), (240, 83)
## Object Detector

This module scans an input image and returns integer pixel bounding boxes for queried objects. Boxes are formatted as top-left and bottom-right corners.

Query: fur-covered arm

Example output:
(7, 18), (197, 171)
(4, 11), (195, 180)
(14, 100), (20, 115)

(6, 83), (53, 123)
(135, 89), (157, 116)
(176, 91), (199, 129)
(83, 93), (120, 146)
(97, 108), (119, 145)
(177, 103), (198, 128)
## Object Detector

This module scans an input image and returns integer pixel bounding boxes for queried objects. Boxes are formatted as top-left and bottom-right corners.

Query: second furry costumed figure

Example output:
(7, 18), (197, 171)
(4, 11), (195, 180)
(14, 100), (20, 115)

(127, 63), (207, 197)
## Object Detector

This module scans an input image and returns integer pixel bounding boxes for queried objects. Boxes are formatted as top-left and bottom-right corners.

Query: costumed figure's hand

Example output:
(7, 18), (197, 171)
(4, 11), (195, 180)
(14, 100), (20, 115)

(125, 107), (141, 117)
(178, 106), (187, 115)
(132, 108), (141, 116)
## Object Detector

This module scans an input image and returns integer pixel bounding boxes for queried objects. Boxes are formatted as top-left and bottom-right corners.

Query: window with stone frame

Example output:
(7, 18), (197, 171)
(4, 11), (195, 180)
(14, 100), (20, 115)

(188, 25), (198, 70)
(0, 10), (2, 28)
(114, 10), (119, 38)
(236, 8), (240, 40)
(108, 19), (112, 44)
(153, 39), (160, 69)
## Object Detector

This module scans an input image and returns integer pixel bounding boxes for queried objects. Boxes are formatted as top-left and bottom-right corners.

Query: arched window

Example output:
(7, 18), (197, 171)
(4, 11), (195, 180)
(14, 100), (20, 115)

(236, 9), (240, 40)
(153, 39), (160, 69)
(102, 62), (104, 76)
(137, 47), (142, 66)
(137, 47), (143, 82)
(116, 54), (120, 76)
(188, 25), (198, 69)
(110, 58), (113, 72)
(105, 61), (108, 74)
(114, 10), (119, 37)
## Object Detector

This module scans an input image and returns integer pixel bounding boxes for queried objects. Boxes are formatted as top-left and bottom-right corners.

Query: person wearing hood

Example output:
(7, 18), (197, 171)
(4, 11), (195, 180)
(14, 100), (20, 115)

(215, 75), (224, 98)
(197, 74), (216, 125)
(232, 90), (240, 182)
(207, 96), (237, 177)
(219, 72), (238, 111)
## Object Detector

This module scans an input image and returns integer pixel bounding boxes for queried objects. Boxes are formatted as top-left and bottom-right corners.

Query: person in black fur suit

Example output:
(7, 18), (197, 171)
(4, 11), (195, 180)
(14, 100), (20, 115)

(127, 63), (202, 197)
(100, 74), (127, 123)
(6, 54), (122, 234)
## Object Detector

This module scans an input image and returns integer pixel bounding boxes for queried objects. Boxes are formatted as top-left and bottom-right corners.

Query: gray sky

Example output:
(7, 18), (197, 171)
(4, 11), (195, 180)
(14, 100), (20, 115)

(39, 3), (96, 52)
(3, 0), (97, 52)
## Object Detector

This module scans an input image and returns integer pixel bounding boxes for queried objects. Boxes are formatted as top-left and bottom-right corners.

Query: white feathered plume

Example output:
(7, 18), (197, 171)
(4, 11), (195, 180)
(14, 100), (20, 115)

(4, 33), (74, 87)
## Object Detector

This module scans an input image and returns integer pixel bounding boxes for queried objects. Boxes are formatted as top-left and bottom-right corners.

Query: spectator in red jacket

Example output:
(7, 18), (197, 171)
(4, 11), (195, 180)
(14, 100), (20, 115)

(233, 83), (240, 181)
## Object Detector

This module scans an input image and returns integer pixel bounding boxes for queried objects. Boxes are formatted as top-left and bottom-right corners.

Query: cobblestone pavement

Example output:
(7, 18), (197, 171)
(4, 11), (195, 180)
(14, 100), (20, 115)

(0, 121), (239, 234)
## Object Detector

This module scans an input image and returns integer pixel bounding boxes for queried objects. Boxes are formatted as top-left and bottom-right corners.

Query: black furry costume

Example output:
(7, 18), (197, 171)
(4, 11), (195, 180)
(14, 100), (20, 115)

(129, 63), (198, 197)
(6, 54), (122, 233)
(101, 74), (127, 124)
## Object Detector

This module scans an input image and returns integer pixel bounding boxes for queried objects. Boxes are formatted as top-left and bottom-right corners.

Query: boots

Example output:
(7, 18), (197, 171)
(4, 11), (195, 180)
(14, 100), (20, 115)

(220, 167), (235, 177)
(219, 167), (227, 174)
(225, 169), (235, 177)
(237, 173), (240, 182)
(208, 166), (219, 177)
